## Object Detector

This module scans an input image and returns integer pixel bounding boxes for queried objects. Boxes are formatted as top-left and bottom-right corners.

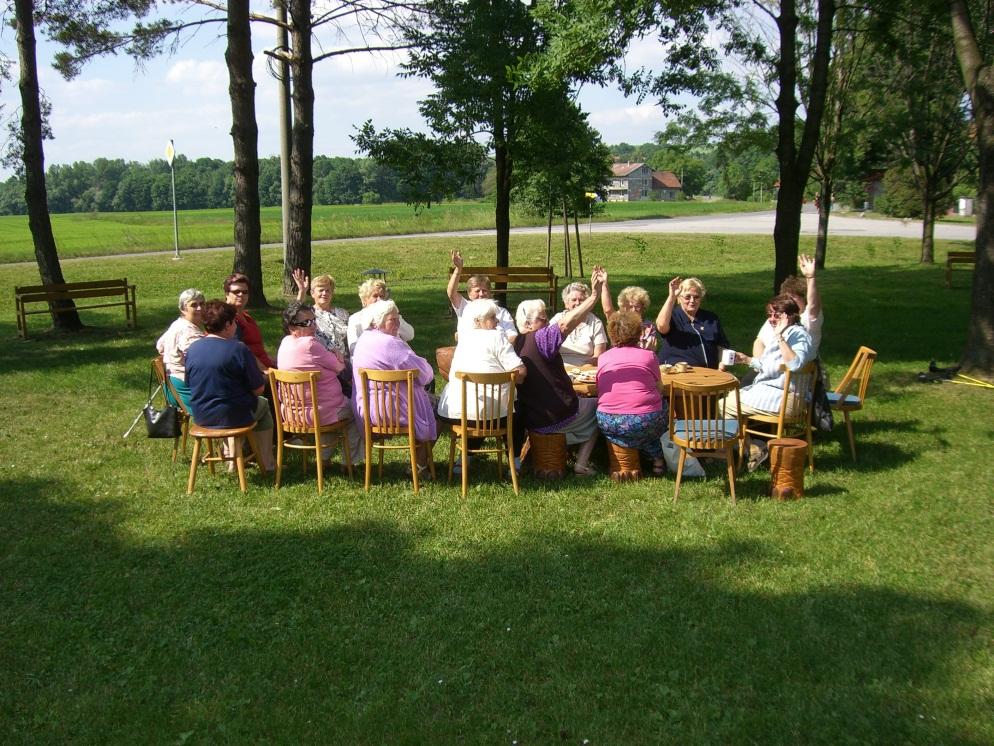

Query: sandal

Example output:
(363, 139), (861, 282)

(573, 462), (598, 477)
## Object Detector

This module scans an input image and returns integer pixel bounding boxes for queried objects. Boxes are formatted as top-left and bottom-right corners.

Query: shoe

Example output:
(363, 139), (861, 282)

(573, 462), (598, 477)
(747, 440), (769, 472)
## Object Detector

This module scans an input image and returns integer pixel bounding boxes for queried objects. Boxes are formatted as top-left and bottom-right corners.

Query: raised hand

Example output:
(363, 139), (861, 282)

(668, 276), (682, 298)
(798, 254), (816, 278)
(451, 249), (464, 270)
(292, 268), (309, 294)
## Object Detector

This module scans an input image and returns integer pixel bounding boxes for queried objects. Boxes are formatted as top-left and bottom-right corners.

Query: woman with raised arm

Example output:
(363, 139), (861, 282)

(446, 250), (516, 340)
(751, 254), (823, 359)
(655, 276), (731, 369)
(599, 270), (657, 351)
(550, 281), (607, 367)
(293, 268), (353, 395)
(513, 267), (605, 476)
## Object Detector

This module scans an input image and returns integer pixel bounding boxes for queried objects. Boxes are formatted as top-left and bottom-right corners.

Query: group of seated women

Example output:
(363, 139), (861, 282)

(156, 252), (822, 480)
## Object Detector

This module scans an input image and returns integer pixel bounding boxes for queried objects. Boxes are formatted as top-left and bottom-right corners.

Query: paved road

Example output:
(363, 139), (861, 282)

(33, 208), (975, 265)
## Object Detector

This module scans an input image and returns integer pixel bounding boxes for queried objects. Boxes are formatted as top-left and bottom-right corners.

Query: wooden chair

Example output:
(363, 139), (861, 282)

(358, 368), (435, 493)
(446, 371), (519, 498)
(268, 369), (353, 493)
(743, 361), (817, 472)
(826, 346), (878, 461)
(668, 378), (743, 503)
(151, 356), (191, 462)
(187, 423), (260, 494)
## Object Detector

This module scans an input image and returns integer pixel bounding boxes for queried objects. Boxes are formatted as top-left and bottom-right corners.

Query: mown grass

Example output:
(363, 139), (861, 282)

(0, 199), (760, 263)
(1, 231), (992, 743)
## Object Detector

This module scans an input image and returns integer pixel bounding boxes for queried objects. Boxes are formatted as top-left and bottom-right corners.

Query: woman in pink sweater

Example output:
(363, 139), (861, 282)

(596, 311), (667, 475)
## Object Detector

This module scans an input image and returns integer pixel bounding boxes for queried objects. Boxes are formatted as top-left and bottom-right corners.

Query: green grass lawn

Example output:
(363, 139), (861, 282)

(1, 232), (992, 743)
(0, 198), (760, 263)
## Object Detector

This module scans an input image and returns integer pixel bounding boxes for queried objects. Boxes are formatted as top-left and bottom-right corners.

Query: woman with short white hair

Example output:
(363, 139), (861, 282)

(437, 298), (526, 422)
(351, 299), (437, 474)
(512, 268), (606, 476)
(550, 281), (607, 367)
(346, 278), (414, 353)
(155, 288), (206, 409)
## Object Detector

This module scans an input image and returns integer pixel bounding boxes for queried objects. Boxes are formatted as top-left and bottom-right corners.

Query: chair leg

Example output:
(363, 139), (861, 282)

(725, 446), (737, 504)
(844, 411), (856, 462)
(673, 448), (687, 502)
(172, 433), (180, 463)
(187, 437), (202, 494)
(461, 433), (469, 498)
(232, 437), (247, 492)
(274, 434), (284, 490)
(507, 435), (520, 496)
(364, 439), (373, 492)
(315, 437), (324, 493)
(448, 434), (457, 485)
(206, 438), (217, 475)
(409, 438), (420, 493)
(806, 422), (815, 473)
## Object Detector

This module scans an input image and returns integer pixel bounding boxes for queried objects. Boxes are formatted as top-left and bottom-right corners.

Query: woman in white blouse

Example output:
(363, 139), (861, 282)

(550, 281), (608, 367)
(155, 288), (206, 409)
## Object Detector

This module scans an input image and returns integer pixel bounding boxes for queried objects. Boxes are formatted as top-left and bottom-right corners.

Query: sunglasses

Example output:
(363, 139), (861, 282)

(291, 318), (315, 327)
(228, 288), (249, 296)
(681, 294), (701, 301)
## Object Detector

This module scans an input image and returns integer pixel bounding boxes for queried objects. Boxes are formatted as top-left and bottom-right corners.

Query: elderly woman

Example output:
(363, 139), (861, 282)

(185, 300), (275, 471)
(447, 250), (517, 340)
(514, 268), (605, 476)
(351, 299), (437, 473)
(550, 281), (608, 367)
(277, 301), (362, 461)
(437, 299), (526, 422)
(156, 288), (205, 409)
(224, 272), (274, 370)
(731, 295), (815, 418)
(293, 268), (354, 395)
(347, 278), (415, 354)
(752, 254), (823, 359)
(599, 270), (657, 351)
(655, 276), (731, 368)
(596, 311), (667, 475)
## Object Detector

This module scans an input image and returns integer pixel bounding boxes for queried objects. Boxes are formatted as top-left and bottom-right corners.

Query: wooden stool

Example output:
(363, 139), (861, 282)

(607, 442), (641, 482)
(436, 346), (456, 382)
(769, 437), (807, 500)
(528, 431), (567, 480)
(187, 423), (260, 494)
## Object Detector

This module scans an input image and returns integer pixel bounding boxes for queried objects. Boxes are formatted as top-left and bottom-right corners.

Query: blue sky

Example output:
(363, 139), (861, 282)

(0, 17), (668, 178)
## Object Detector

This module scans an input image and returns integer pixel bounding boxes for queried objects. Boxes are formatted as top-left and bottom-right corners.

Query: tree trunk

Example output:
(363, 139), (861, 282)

(226, 0), (267, 307)
(573, 212), (583, 277)
(772, 0), (836, 293)
(950, 0), (994, 374)
(815, 179), (832, 268)
(284, 0), (314, 295)
(920, 186), (936, 264)
(494, 141), (511, 268)
(14, 0), (82, 331)
(562, 200), (571, 278)
(546, 203), (553, 266)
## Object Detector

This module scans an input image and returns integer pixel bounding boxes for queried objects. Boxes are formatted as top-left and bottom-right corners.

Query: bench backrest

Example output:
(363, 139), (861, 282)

(455, 266), (555, 284)
(16, 279), (132, 295)
(947, 251), (974, 261)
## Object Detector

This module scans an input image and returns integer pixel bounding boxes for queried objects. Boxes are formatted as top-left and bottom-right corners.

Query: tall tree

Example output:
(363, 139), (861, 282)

(398, 0), (544, 267)
(12, 0), (82, 330)
(225, 0), (267, 306)
(949, 0), (994, 373)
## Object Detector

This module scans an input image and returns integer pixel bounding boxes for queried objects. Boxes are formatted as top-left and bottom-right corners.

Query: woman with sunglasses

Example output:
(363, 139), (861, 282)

(224, 273), (274, 371)
(655, 276), (731, 369)
(277, 302), (361, 460)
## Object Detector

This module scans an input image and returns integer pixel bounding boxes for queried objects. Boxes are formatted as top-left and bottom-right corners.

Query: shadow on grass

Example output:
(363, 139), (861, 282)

(2, 489), (988, 743)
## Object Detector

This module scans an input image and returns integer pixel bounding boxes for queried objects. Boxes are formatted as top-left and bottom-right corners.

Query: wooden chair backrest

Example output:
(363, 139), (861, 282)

(668, 378), (741, 449)
(834, 346), (878, 402)
(777, 361), (817, 426)
(455, 370), (515, 438)
(358, 368), (417, 438)
(152, 356), (191, 416)
(268, 369), (322, 435)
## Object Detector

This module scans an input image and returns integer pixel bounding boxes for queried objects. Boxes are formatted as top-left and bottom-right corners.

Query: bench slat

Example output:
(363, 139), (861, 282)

(14, 277), (136, 338)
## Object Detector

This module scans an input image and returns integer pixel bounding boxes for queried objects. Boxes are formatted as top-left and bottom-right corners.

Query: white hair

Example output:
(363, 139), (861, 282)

(464, 298), (498, 327)
(177, 288), (204, 312)
(515, 299), (546, 333)
(366, 299), (399, 329)
(561, 282), (590, 304)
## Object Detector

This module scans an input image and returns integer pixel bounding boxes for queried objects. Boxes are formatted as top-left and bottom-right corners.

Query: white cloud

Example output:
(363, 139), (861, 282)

(165, 59), (229, 95)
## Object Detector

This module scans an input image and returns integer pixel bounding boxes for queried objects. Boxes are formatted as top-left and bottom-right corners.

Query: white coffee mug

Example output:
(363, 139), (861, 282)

(721, 348), (736, 366)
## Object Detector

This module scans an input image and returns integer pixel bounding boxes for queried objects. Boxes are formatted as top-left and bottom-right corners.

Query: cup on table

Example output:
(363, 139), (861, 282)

(721, 348), (737, 367)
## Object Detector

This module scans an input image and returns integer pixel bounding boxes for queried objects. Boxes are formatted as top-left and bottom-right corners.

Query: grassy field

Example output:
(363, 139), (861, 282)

(1, 232), (992, 743)
(0, 198), (762, 263)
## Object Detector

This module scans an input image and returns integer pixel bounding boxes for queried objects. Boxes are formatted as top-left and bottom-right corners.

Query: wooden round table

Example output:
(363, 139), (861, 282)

(569, 365), (738, 396)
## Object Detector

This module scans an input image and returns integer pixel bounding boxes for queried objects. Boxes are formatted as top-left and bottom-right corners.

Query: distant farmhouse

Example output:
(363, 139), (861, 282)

(608, 162), (683, 202)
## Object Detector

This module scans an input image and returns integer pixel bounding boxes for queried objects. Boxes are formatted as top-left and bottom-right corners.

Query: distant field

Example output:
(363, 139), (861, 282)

(0, 199), (761, 263)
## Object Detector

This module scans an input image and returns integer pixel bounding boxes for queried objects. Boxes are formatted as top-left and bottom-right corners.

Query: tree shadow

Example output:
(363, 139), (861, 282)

(2, 487), (988, 742)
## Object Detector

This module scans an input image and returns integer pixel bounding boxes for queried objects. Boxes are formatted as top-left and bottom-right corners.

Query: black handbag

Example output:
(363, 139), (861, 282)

(144, 367), (180, 438)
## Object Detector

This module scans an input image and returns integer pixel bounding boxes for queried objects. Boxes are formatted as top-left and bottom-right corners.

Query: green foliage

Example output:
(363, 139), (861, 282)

(876, 164), (925, 218)
(1, 231), (992, 741)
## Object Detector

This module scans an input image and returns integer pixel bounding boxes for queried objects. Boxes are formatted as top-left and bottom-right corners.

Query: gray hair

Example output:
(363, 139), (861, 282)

(178, 288), (205, 312)
(464, 298), (498, 327)
(366, 299), (399, 329)
(561, 282), (590, 305)
(515, 299), (546, 333)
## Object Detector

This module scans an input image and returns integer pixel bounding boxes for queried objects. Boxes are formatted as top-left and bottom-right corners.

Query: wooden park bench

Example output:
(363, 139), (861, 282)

(452, 266), (559, 313)
(945, 251), (975, 288)
(15, 278), (137, 338)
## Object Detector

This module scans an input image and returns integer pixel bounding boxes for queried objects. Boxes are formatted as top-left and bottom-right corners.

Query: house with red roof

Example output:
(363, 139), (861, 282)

(609, 162), (683, 201)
